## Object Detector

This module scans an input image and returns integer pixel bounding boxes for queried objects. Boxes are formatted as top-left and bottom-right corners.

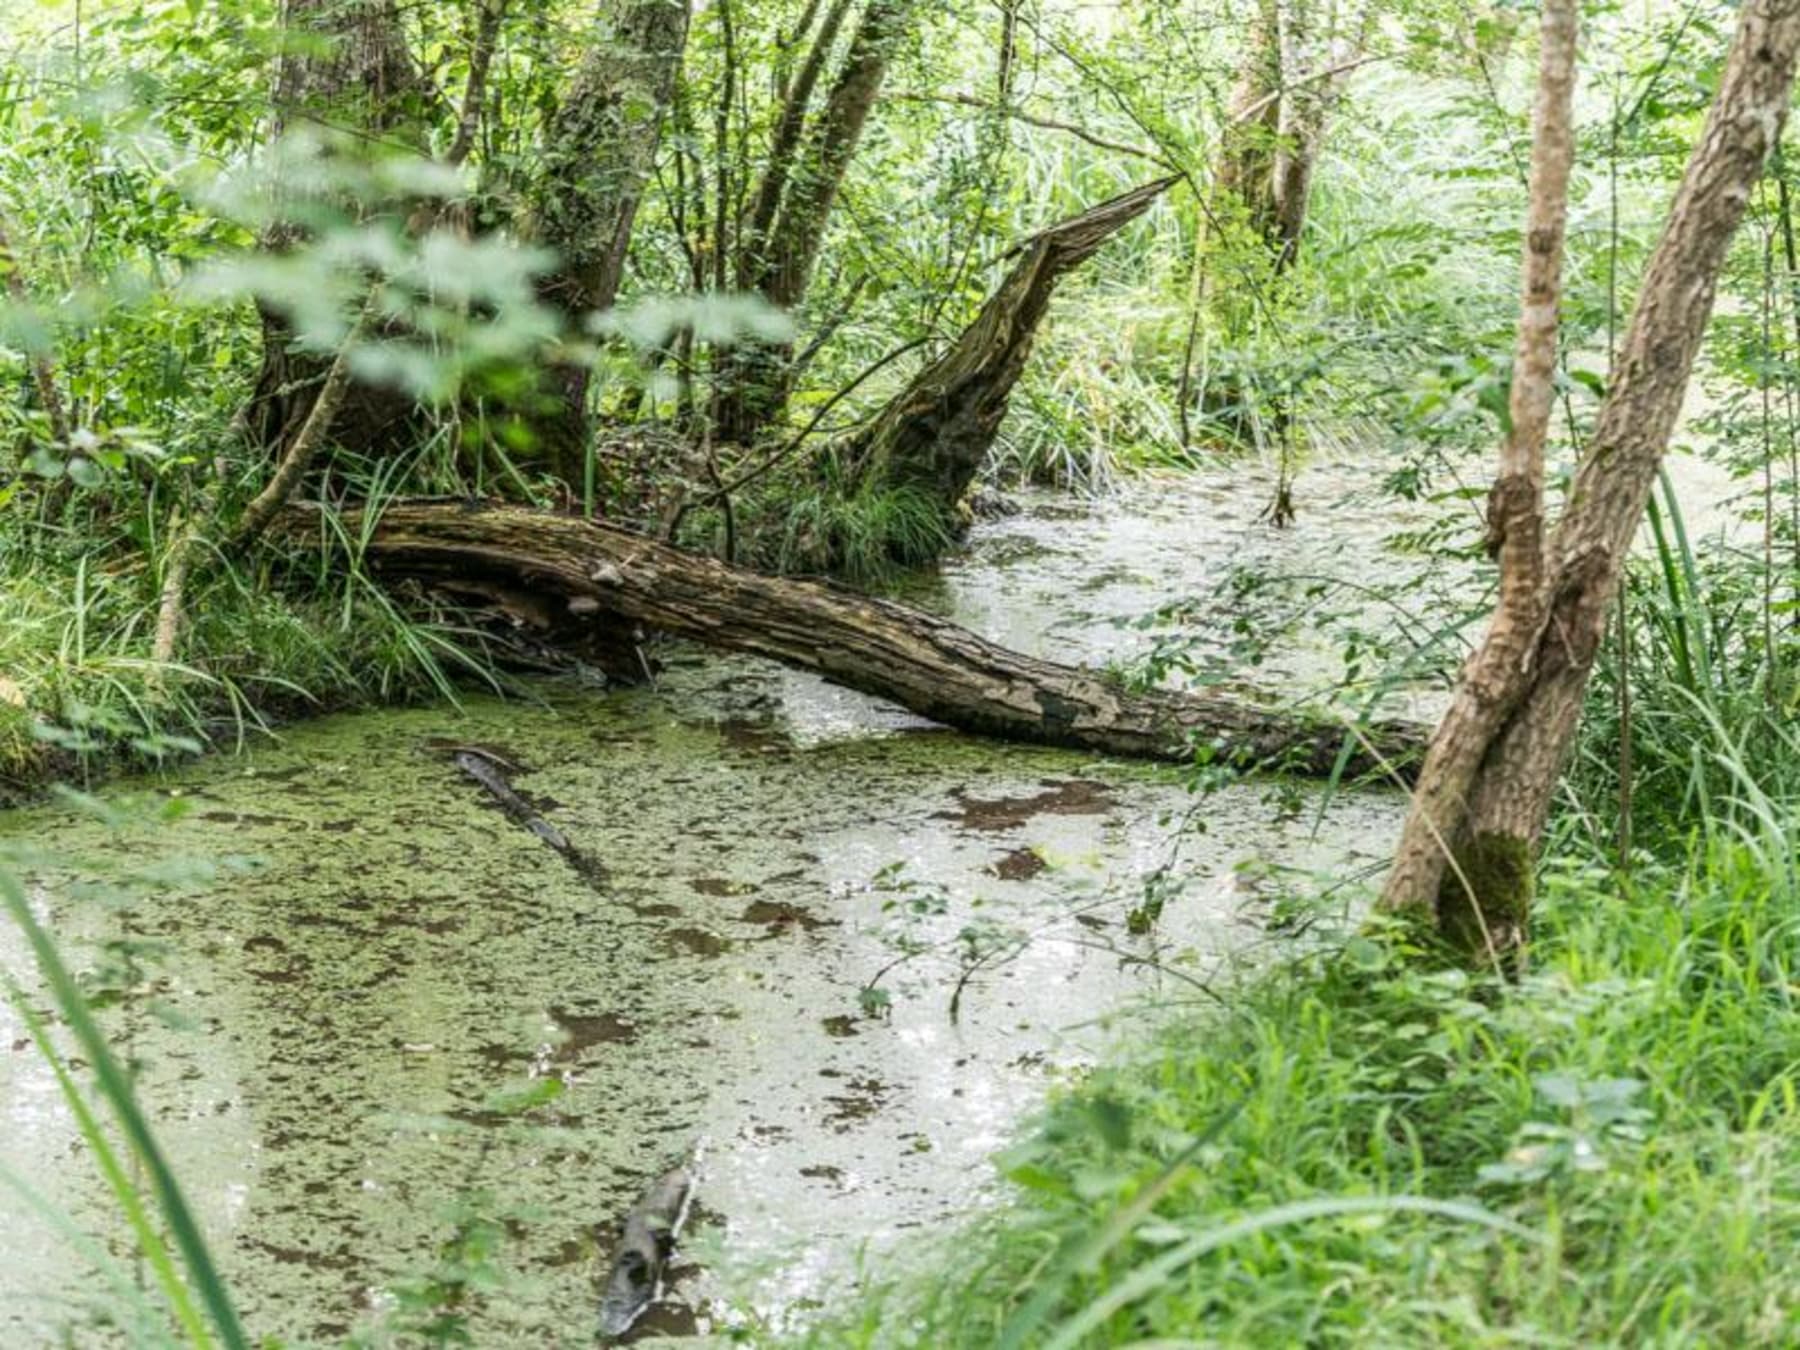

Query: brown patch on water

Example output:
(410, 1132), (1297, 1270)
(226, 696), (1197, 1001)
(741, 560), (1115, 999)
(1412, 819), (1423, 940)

(621, 1300), (701, 1342)
(716, 718), (790, 755)
(821, 1074), (890, 1130)
(741, 900), (834, 934)
(550, 1007), (639, 1058)
(690, 876), (759, 898)
(630, 900), (684, 919)
(937, 778), (1116, 832)
(662, 927), (730, 957)
(990, 847), (1047, 881)
(198, 811), (291, 827)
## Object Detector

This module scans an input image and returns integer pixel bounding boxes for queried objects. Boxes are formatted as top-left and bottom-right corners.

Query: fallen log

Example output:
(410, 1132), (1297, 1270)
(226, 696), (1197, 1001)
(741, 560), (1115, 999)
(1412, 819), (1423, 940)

(447, 746), (608, 885)
(278, 499), (1425, 779)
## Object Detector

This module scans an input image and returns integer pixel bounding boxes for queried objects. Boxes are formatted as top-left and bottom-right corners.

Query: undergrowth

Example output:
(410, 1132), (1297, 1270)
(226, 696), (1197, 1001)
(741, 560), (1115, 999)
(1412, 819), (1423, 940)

(800, 535), (1800, 1347)
(0, 497), (505, 802)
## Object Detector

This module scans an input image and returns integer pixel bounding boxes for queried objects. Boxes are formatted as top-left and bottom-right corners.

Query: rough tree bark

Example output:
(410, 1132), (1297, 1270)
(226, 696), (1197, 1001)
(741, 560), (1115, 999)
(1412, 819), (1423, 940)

(717, 0), (918, 444)
(1381, 0), (1800, 960)
(276, 498), (1424, 775)
(246, 0), (426, 456)
(1215, 0), (1369, 271)
(527, 0), (692, 480)
(846, 176), (1178, 514)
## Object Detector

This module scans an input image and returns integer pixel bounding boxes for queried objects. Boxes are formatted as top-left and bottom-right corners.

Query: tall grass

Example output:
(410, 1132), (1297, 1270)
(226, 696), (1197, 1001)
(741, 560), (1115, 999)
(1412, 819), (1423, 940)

(1, 860), (245, 1347)
(1, 479), (509, 799)
(798, 529), (1800, 1346)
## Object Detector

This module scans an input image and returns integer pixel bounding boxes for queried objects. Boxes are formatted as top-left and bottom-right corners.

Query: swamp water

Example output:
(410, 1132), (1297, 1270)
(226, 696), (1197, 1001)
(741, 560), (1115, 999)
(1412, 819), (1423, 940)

(8, 448), (1733, 1345)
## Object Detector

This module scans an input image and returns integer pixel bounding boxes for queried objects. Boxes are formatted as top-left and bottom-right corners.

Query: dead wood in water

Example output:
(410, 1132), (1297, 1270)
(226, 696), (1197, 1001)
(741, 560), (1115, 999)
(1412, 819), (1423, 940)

(448, 745), (606, 884)
(597, 1164), (694, 1340)
(846, 175), (1178, 510)
(280, 499), (1425, 779)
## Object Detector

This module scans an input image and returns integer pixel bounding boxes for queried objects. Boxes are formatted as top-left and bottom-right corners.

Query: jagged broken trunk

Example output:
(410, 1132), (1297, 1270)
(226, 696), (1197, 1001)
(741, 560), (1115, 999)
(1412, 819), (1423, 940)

(844, 176), (1177, 512)
(278, 499), (1422, 777)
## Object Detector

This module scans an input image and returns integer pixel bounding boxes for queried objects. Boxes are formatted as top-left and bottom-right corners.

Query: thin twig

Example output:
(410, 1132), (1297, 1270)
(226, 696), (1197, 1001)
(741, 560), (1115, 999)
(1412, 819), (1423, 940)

(231, 291), (378, 552)
(666, 334), (929, 540)
(887, 91), (1172, 164)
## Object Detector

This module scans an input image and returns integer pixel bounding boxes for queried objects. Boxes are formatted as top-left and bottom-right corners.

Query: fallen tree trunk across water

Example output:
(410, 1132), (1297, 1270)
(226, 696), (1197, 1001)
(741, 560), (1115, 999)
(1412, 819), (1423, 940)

(280, 500), (1424, 778)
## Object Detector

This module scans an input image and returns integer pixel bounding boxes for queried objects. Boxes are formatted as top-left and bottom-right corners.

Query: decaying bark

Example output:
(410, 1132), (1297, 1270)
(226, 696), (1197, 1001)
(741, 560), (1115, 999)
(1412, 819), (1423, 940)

(1381, 0), (1800, 959)
(527, 0), (692, 478)
(276, 498), (1425, 776)
(597, 1164), (693, 1340)
(452, 747), (605, 882)
(846, 176), (1178, 512)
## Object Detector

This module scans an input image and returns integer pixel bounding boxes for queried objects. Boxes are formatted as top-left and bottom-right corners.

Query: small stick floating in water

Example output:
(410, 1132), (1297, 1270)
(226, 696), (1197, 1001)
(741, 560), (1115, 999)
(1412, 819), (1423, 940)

(598, 1163), (695, 1340)
(448, 747), (606, 883)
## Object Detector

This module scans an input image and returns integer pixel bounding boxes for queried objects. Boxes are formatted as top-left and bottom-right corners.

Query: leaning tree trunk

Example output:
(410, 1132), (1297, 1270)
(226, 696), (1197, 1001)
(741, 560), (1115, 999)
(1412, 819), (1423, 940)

(846, 176), (1178, 517)
(1380, 0), (1800, 961)
(277, 498), (1423, 775)
(246, 0), (427, 455)
(526, 0), (691, 483)
(716, 0), (917, 445)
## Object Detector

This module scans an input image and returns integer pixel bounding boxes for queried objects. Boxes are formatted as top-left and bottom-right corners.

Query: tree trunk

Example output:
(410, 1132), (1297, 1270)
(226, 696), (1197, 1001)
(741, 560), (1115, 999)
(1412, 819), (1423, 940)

(246, 0), (427, 456)
(1214, 0), (1368, 272)
(1215, 0), (1283, 243)
(846, 176), (1177, 516)
(277, 498), (1424, 776)
(737, 0), (855, 293)
(1380, 0), (1800, 961)
(523, 0), (692, 483)
(716, 0), (917, 444)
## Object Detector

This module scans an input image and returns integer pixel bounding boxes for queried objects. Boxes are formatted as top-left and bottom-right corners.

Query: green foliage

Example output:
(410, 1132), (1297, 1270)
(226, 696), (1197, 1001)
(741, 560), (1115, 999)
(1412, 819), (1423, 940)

(0, 513), (507, 799)
(802, 777), (1800, 1346)
(1, 816), (247, 1348)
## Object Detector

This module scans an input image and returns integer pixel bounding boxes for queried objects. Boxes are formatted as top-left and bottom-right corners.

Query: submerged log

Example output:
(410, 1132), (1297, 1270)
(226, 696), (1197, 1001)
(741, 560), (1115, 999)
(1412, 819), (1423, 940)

(597, 1164), (694, 1340)
(845, 175), (1179, 509)
(448, 747), (608, 884)
(281, 499), (1423, 778)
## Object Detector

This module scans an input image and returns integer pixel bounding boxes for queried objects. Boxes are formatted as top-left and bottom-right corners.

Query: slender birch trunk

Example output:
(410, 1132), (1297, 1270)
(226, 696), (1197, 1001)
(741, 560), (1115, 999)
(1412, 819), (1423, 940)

(1382, 0), (1800, 961)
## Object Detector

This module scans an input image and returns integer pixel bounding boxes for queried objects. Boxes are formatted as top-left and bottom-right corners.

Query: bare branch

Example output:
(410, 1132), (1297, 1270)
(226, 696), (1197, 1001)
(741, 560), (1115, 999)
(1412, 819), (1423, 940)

(447, 0), (506, 168)
(232, 292), (378, 552)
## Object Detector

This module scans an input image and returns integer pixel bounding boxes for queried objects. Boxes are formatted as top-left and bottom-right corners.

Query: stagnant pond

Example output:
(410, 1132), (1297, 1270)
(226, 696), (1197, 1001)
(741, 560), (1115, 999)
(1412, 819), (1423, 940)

(0, 451), (1737, 1344)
